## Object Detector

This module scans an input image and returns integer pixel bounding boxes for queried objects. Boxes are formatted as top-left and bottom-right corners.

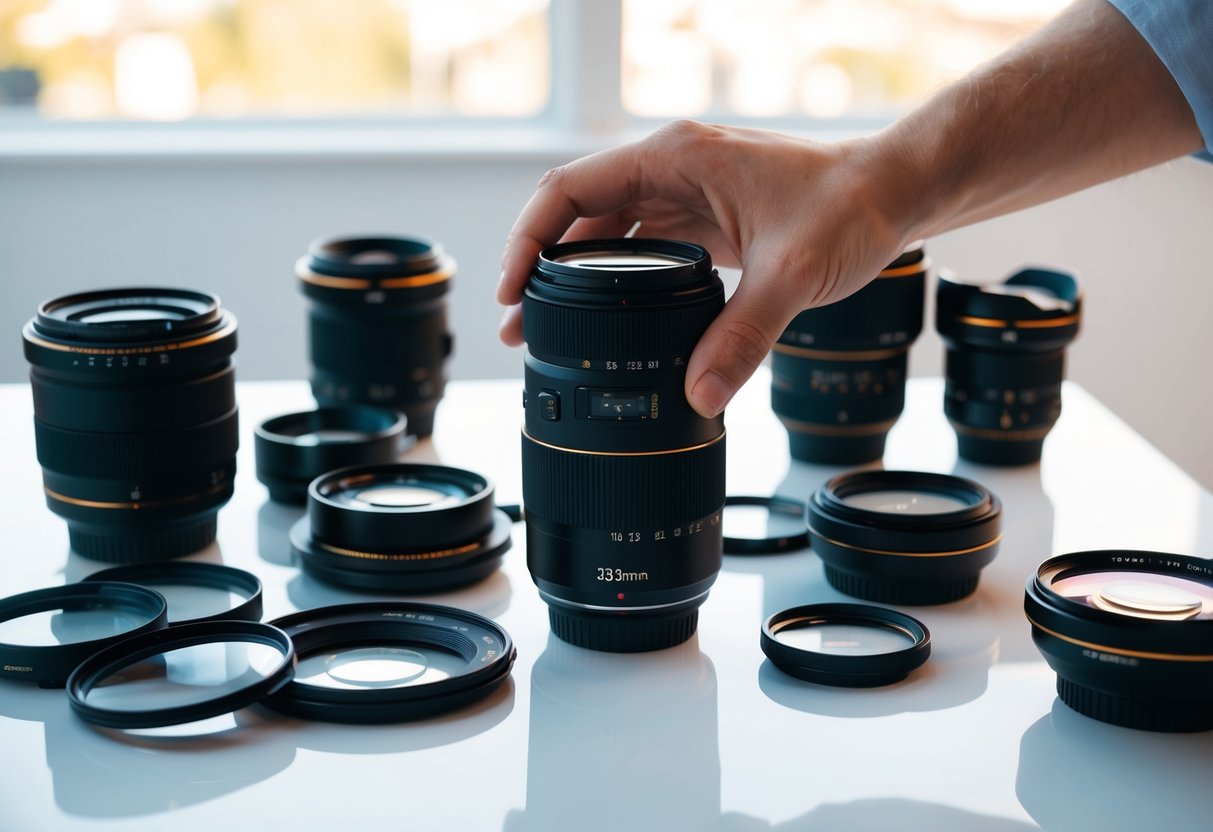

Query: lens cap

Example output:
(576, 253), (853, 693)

(263, 602), (516, 723)
(65, 620), (295, 729)
(0, 582), (169, 687)
(761, 603), (930, 687)
(84, 562), (263, 625)
(255, 407), (410, 505)
(722, 496), (809, 555)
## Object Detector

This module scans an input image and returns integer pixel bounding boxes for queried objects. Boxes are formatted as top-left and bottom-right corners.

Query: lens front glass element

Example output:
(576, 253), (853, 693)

(0, 606), (150, 647)
(552, 250), (689, 269)
(771, 618), (917, 656)
(1050, 570), (1213, 621)
(346, 482), (462, 509)
(296, 645), (469, 690)
(841, 489), (973, 515)
(79, 640), (287, 712)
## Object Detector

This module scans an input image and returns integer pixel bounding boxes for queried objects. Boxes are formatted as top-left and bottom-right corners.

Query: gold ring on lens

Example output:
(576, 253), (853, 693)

(1027, 616), (1213, 662)
(521, 429), (725, 457)
(295, 257), (456, 291)
(808, 527), (1002, 558)
(23, 317), (237, 357)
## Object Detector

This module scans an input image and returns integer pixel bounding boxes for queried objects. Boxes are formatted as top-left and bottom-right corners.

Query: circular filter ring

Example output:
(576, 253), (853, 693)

(255, 406), (410, 505)
(65, 620), (295, 729)
(761, 603), (930, 687)
(263, 602), (516, 723)
(722, 495), (809, 555)
(0, 582), (169, 687)
(83, 562), (264, 625)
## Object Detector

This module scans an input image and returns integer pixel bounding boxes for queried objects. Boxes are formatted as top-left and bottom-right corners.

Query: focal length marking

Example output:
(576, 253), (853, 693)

(596, 567), (650, 582)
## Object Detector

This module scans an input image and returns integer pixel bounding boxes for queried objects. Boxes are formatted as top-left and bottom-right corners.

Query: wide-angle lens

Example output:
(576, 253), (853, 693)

(23, 288), (238, 562)
(1025, 549), (1213, 732)
(297, 235), (455, 438)
(807, 470), (1002, 604)
(522, 238), (726, 652)
(289, 463), (512, 592)
(771, 244), (927, 464)
(937, 267), (1082, 465)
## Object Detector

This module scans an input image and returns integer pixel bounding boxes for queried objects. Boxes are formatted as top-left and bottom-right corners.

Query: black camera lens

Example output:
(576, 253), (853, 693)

(290, 463), (512, 592)
(1025, 550), (1213, 732)
(937, 267), (1082, 465)
(22, 288), (239, 562)
(264, 602), (516, 723)
(771, 244), (927, 464)
(807, 470), (1002, 604)
(522, 239), (726, 653)
(255, 406), (410, 505)
(297, 235), (455, 438)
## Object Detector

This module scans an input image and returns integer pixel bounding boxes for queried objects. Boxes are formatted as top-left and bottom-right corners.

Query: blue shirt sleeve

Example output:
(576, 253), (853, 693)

(1106, 0), (1213, 161)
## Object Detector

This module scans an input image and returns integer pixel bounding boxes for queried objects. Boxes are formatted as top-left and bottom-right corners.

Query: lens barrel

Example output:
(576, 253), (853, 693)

(522, 239), (726, 652)
(22, 288), (238, 562)
(807, 470), (1002, 604)
(937, 268), (1082, 465)
(1025, 550), (1213, 732)
(771, 244), (927, 464)
(297, 235), (455, 438)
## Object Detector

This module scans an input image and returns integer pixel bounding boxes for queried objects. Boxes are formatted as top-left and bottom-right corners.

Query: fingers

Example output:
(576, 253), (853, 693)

(684, 248), (797, 418)
(498, 303), (523, 346)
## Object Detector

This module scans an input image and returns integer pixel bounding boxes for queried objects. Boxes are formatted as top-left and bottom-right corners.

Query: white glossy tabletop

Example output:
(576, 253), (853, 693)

(1, 372), (1212, 831)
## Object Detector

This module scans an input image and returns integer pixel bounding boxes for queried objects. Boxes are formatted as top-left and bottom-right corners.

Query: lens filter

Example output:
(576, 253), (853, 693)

(761, 603), (930, 687)
(84, 562), (263, 625)
(65, 620), (294, 729)
(255, 406), (410, 504)
(263, 602), (515, 723)
(1025, 550), (1213, 731)
(808, 470), (1002, 604)
(722, 496), (809, 555)
(0, 582), (168, 687)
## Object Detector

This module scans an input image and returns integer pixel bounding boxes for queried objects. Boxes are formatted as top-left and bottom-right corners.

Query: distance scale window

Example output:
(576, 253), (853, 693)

(581, 388), (659, 422)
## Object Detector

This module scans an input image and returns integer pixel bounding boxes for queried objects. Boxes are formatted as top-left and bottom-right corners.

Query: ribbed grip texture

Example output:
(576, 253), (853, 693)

(68, 517), (217, 563)
(1056, 677), (1213, 732)
(309, 308), (448, 377)
(548, 607), (698, 652)
(523, 299), (718, 361)
(34, 409), (239, 479)
(522, 434), (725, 529)
(823, 564), (979, 606)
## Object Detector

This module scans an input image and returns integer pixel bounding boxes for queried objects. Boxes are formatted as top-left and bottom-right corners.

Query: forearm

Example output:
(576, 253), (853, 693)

(867, 0), (1203, 241)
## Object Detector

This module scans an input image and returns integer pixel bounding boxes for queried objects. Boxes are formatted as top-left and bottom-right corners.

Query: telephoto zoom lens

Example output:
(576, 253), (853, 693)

(771, 243), (927, 464)
(22, 289), (238, 562)
(522, 239), (726, 653)
(297, 235), (455, 438)
(937, 267), (1081, 465)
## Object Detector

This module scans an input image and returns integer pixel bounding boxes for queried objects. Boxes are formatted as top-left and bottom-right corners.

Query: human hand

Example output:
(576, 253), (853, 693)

(497, 120), (920, 418)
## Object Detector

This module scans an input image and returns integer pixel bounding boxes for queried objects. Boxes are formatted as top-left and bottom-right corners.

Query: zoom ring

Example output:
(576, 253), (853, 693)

(34, 409), (239, 479)
(523, 300), (718, 362)
(522, 434), (725, 529)
(309, 312), (447, 376)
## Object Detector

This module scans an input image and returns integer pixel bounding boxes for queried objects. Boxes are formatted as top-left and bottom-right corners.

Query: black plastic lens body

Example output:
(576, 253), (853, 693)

(255, 406), (409, 504)
(771, 245), (927, 464)
(297, 235), (455, 438)
(23, 288), (239, 562)
(264, 602), (516, 723)
(1025, 550), (1213, 732)
(290, 463), (511, 592)
(808, 470), (1002, 604)
(937, 268), (1082, 465)
(522, 239), (726, 652)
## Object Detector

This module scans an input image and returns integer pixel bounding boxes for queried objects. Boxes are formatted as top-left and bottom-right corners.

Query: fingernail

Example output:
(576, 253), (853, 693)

(689, 370), (733, 418)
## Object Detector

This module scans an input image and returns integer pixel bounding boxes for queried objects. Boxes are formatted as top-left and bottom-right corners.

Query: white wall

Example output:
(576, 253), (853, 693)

(2, 145), (1211, 487)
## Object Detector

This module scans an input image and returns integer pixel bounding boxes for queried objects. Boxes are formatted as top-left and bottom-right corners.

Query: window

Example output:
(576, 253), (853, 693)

(0, 0), (549, 119)
(0, 0), (1069, 128)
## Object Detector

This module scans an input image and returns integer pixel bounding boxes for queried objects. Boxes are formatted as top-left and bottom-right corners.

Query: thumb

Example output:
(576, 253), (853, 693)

(685, 259), (795, 418)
